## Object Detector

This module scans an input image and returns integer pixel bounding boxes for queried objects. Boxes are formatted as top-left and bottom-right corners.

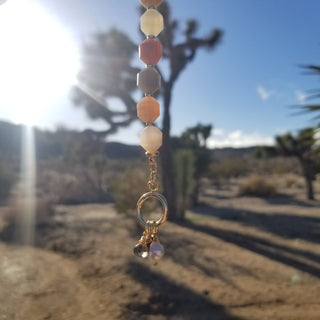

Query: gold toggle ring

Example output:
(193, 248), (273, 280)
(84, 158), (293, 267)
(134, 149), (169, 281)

(137, 192), (168, 227)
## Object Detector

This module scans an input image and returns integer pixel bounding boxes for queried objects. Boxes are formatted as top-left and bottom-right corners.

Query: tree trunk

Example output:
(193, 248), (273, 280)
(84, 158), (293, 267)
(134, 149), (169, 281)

(191, 178), (200, 206)
(305, 176), (314, 201)
(301, 159), (315, 200)
(161, 84), (179, 220)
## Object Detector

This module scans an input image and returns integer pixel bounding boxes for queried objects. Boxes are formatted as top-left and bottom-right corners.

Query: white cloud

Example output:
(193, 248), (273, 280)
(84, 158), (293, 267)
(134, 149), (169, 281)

(208, 129), (274, 148)
(213, 128), (224, 136)
(295, 90), (307, 104)
(257, 85), (274, 101)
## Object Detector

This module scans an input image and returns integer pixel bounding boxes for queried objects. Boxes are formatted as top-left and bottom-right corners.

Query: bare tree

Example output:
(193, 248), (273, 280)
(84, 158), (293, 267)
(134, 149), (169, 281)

(276, 128), (318, 200)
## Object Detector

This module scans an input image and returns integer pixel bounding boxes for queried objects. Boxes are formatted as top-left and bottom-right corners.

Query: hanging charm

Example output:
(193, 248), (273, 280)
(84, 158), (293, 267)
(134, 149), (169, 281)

(133, 152), (168, 264)
(134, 0), (168, 264)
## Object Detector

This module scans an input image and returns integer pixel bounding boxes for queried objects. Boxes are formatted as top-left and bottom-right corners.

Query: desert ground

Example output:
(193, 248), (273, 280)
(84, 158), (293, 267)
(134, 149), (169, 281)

(0, 177), (320, 320)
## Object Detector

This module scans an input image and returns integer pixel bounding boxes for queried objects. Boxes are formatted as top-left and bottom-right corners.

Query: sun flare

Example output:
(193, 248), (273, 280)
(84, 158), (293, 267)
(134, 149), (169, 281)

(0, 0), (79, 126)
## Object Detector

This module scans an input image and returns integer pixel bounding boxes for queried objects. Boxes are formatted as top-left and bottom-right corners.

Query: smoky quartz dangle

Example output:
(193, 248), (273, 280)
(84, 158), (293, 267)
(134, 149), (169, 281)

(133, 243), (149, 258)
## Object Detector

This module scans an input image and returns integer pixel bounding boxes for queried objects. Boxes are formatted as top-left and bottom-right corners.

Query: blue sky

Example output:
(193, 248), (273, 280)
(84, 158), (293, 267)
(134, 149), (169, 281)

(0, 0), (319, 147)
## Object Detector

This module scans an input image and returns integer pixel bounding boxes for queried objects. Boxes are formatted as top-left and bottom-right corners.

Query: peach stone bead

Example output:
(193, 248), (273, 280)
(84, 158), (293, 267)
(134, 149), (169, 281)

(137, 96), (160, 123)
(140, 0), (162, 8)
(140, 9), (163, 37)
(139, 37), (163, 66)
(140, 125), (163, 153)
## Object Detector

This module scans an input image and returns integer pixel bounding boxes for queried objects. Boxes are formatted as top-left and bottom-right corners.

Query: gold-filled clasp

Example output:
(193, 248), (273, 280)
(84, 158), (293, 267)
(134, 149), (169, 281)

(136, 191), (168, 227)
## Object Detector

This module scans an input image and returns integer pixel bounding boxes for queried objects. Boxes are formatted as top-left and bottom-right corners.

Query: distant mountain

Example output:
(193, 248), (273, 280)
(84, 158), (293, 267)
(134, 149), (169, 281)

(212, 147), (256, 161)
(104, 144), (256, 161)
(0, 120), (256, 161)
(0, 120), (143, 161)
(104, 142), (142, 160)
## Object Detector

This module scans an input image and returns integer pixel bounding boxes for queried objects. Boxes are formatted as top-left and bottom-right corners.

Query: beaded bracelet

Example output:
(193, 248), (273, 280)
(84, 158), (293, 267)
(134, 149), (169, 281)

(133, 0), (168, 264)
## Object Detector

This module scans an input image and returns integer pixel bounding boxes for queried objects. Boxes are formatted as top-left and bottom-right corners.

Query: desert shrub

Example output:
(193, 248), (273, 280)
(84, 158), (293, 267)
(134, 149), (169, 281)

(37, 156), (114, 204)
(1, 194), (55, 243)
(209, 157), (300, 185)
(35, 129), (115, 204)
(255, 157), (300, 175)
(281, 173), (306, 189)
(0, 160), (16, 203)
(239, 174), (276, 197)
(254, 146), (278, 158)
(111, 164), (149, 214)
(209, 158), (251, 180)
(3, 195), (55, 225)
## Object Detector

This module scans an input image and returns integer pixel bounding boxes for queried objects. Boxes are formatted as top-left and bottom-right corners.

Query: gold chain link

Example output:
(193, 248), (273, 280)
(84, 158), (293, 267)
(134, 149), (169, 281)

(146, 152), (159, 192)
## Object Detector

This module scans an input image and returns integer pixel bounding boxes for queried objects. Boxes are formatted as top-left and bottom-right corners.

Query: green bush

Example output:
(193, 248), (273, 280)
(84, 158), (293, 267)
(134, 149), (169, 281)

(111, 164), (149, 214)
(239, 174), (276, 197)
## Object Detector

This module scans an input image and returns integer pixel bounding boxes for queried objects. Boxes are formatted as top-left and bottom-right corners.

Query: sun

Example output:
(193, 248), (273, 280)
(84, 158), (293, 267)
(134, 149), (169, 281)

(0, 0), (79, 126)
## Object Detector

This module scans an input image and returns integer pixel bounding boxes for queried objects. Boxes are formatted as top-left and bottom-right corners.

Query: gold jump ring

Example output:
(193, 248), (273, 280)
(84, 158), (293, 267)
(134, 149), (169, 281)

(137, 192), (168, 227)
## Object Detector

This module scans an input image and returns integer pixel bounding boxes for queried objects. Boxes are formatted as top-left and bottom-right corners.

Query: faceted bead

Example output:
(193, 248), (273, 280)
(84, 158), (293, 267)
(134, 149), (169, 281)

(137, 96), (160, 123)
(149, 240), (164, 261)
(140, 0), (162, 8)
(140, 125), (163, 153)
(137, 66), (161, 95)
(140, 9), (163, 37)
(139, 37), (163, 66)
(133, 243), (149, 258)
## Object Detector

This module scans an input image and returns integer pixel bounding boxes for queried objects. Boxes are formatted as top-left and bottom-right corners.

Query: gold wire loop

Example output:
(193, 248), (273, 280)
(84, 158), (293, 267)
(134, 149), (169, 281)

(137, 192), (168, 227)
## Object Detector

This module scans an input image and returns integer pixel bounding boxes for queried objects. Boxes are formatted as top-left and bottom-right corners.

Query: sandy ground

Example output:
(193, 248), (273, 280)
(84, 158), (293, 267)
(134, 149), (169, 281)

(0, 180), (320, 320)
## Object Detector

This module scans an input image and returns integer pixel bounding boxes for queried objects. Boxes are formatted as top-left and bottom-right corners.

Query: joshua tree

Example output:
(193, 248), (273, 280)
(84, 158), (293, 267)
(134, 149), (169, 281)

(276, 128), (319, 200)
(181, 123), (213, 148)
(72, 29), (139, 137)
(180, 123), (213, 207)
(300, 65), (320, 124)
(73, 1), (222, 220)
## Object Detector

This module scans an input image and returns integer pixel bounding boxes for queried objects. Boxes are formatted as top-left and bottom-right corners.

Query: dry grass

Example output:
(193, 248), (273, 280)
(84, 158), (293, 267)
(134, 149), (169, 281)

(239, 174), (276, 197)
